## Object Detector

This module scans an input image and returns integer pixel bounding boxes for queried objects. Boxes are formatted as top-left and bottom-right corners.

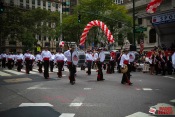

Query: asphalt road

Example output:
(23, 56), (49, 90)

(0, 66), (175, 117)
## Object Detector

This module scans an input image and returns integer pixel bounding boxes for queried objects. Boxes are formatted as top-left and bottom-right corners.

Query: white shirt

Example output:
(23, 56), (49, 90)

(93, 52), (98, 61)
(23, 53), (31, 60)
(30, 54), (35, 60)
(50, 54), (55, 61)
(64, 50), (72, 62)
(1, 53), (7, 58)
(54, 53), (65, 63)
(86, 53), (93, 61)
(120, 53), (129, 68)
(172, 52), (175, 68)
(7, 54), (14, 60)
(98, 51), (105, 62)
(16, 54), (23, 60)
(35, 54), (42, 61)
(41, 50), (52, 60)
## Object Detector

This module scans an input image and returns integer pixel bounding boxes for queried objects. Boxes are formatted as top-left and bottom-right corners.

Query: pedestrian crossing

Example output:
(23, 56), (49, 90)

(0, 67), (99, 77)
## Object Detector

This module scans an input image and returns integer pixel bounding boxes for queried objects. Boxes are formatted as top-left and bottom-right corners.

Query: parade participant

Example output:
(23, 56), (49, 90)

(96, 48), (105, 81)
(154, 52), (161, 75)
(41, 46), (52, 79)
(64, 46), (76, 85)
(50, 52), (55, 72)
(15, 52), (23, 72)
(167, 52), (173, 75)
(93, 49), (99, 71)
(149, 52), (155, 75)
(1, 51), (7, 68)
(160, 51), (167, 75)
(172, 51), (175, 70)
(30, 52), (35, 71)
(54, 48), (66, 78)
(120, 49), (133, 85)
(23, 50), (32, 74)
(110, 51), (116, 73)
(85, 48), (93, 75)
(35, 51), (43, 73)
(7, 52), (14, 70)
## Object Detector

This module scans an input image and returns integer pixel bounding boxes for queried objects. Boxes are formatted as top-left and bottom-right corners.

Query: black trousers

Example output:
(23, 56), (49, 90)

(97, 61), (103, 80)
(87, 61), (92, 75)
(161, 62), (166, 75)
(37, 61), (43, 73)
(25, 60), (30, 74)
(8, 60), (13, 69)
(2, 58), (6, 68)
(110, 60), (115, 73)
(44, 60), (49, 78)
(17, 60), (22, 71)
(57, 61), (64, 77)
(50, 61), (54, 72)
(68, 63), (76, 83)
(167, 61), (172, 75)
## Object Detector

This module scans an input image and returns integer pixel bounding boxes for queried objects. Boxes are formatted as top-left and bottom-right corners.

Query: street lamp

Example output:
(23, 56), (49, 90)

(133, 0), (136, 47)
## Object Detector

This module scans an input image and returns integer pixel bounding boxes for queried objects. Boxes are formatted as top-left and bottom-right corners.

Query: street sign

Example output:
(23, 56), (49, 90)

(135, 27), (147, 33)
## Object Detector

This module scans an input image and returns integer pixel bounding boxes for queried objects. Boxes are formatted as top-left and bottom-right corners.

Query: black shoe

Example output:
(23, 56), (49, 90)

(97, 79), (100, 81)
(121, 82), (126, 84)
(129, 83), (133, 85)
(101, 79), (105, 81)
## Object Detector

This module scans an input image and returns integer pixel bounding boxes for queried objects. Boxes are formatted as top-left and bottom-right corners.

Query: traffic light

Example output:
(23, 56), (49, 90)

(78, 14), (81, 23)
(0, 2), (4, 14)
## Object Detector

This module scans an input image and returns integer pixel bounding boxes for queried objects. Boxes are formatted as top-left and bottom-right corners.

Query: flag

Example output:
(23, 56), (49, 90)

(140, 39), (144, 54)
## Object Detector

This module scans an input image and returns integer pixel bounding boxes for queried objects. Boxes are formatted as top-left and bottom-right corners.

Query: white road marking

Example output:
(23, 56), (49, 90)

(136, 88), (141, 90)
(163, 76), (175, 79)
(0, 71), (12, 76)
(143, 88), (153, 91)
(69, 97), (85, 107)
(4, 78), (32, 83)
(126, 111), (156, 117)
(21, 69), (38, 74)
(59, 113), (75, 117)
(27, 84), (52, 89)
(4, 70), (25, 75)
(19, 103), (53, 107)
(170, 99), (175, 103)
(84, 88), (92, 90)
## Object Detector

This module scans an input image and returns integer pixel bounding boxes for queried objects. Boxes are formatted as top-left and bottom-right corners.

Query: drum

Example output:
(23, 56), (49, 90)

(120, 64), (128, 73)
(128, 52), (135, 62)
(72, 50), (86, 66)
(103, 51), (111, 63)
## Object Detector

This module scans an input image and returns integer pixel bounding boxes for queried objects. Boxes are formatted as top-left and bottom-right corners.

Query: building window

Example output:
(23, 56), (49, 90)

(115, 0), (123, 4)
(48, 1), (51, 8)
(32, 6), (35, 9)
(26, 4), (29, 9)
(45, 42), (50, 47)
(43, 1), (46, 7)
(26, 0), (29, 3)
(20, 3), (23, 8)
(56, 3), (59, 9)
(149, 29), (156, 43)
(63, 8), (69, 12)
(20, 0), (23, 3)
(44, 36), (46, 41)
(32, 0), (35, 5)
(38, 0), (40, 6)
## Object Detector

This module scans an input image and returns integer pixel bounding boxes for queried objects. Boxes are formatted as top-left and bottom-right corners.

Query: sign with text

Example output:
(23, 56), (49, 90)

(152, 11), (175, 25)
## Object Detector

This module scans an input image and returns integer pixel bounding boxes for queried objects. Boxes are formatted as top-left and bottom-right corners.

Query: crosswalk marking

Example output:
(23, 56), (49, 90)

(59, 113), (75, 117)
(143, 88), (153, 91)
(4, 69), (25, 75)
(163, 76), (175, 80)
(126, 112), (156, 117)
(19, 103), (53, 107)
(0, 71), (12, 76)
(4, 78), (32, 83)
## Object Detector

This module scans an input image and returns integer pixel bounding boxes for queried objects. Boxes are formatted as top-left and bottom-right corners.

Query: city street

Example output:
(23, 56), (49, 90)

(0, 66), (175, 117)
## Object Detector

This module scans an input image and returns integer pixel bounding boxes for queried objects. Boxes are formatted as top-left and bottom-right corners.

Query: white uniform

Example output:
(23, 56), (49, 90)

(64, 50), (72, 62)
(120, 54), (129, 68)
(23, 53), (31, 60)
(41, 50), (52, 60)
(35, 54), (42, 61)
(86, 53), (93, 61)
(98, 51), (105, 62)
(54, 53), (65, 63)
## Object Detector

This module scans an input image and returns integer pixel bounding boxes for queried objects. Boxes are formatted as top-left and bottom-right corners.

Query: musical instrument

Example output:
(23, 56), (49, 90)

(72, 50), (86, 66)
(128, 52), (135, 62)
(120, 64), (128, 73)
(103, 51), (111, 63)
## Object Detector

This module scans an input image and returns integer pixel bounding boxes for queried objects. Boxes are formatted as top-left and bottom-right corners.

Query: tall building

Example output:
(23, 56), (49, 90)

(116, 0), (175, 51)
(1, 0), (78, 53)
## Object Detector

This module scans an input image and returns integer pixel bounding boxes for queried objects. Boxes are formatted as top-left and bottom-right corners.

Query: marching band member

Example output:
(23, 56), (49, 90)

(35, 51), (43, 73)
(23, 50), (32, 74)
(85, 48), (93, 75)
(160, 51), (167, 75)
(1, 51), (7, 68)
(93, 50), (99, 71)
(54, 48), (65, 78)
(117, 50), (123, 73)
(15, 52), (23, 72)
(7, 52), (14, 70)
(167, 52), (173, 75)
(30, 52), (35, 71)
(64, 46), (76, 85)
(41, 46), (52, 79)
(96, 48), (105, 81)
(50, 52), (55, 72)
(120, 49), (133, 85)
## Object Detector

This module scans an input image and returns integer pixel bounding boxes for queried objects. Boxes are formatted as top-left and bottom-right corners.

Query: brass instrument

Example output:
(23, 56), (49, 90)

(120, 64), (128, 73)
